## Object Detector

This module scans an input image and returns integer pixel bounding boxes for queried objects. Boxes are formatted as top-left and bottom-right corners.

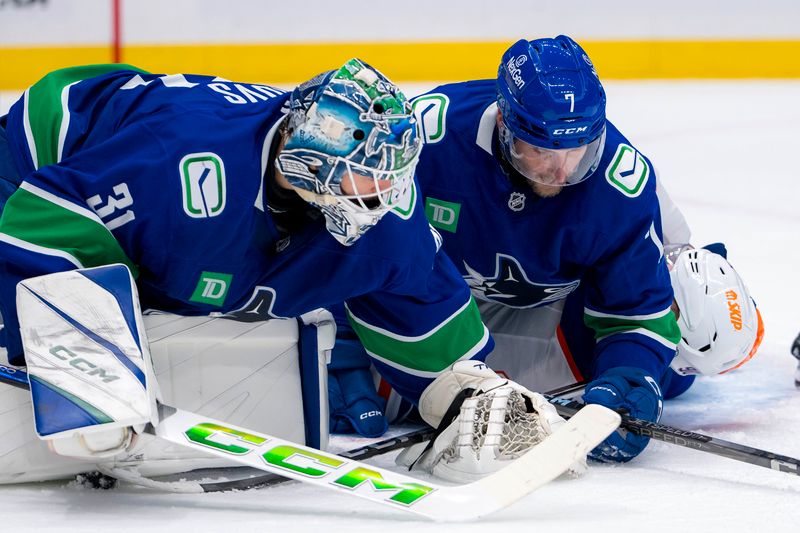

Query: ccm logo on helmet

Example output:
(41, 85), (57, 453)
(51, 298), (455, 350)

(553, 126), (588, 135)
(726, 290), (743, 330)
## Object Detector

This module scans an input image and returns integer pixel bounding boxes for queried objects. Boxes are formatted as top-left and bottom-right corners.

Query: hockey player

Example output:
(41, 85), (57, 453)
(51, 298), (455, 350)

(0, 60), (574, 482)
(0, 59), (489, 389)
(405, 35), (769, 463)
(404, 35), (682, 464)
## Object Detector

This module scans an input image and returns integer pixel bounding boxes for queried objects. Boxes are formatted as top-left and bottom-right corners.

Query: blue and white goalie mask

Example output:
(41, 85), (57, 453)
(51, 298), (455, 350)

(277, 59), (421, 245)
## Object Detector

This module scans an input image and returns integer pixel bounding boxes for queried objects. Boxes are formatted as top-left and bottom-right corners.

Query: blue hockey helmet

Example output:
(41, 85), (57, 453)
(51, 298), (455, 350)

(277, 58), (421, 245)
(496, 36), (607, 187)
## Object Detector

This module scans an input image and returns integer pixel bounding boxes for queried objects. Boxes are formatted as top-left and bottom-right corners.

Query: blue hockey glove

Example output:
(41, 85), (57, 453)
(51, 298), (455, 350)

(327, 338), (388, 438)
(582, 367), (663, 462)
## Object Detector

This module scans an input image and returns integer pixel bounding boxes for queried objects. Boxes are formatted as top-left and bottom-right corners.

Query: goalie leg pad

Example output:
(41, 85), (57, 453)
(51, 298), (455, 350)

(0, 310), (333, 483)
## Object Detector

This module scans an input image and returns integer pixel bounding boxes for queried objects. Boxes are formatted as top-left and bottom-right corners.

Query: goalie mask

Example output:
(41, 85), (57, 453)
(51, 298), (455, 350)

(496, 36), (606, 187)
(669, 249), (764, 376)
(277, 58), (421, 246)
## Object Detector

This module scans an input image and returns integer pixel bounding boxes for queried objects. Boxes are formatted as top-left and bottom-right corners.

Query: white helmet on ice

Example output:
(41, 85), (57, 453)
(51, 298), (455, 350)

(670, 248), (764, 376)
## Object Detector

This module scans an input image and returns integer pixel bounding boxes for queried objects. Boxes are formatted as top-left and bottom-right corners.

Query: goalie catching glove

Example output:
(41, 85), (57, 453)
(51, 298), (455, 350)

(397, 360), (584, 483)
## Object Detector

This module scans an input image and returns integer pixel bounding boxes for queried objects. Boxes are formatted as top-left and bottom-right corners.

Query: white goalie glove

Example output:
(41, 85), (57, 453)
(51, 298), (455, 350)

(397, 360), (585, 483)
(17, 264), (159, 460)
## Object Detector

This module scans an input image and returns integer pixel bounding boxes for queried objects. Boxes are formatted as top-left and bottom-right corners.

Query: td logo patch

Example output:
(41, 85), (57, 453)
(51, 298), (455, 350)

(605, 144), (649, 198)
(190, 271), (232, 306)
(180, 152), (227, 218)
(425, 197), (460, 233)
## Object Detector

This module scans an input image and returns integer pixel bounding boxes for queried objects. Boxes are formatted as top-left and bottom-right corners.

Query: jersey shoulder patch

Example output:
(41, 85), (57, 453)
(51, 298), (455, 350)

(388, 180), (417, 220)
(412, 93), (450, 144)
(604, 142), (651, 198)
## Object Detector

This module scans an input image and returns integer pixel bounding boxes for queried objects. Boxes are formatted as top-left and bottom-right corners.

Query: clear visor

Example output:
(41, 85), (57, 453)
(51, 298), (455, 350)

(324, 157), (417, 213)
(500, 123), (606, 186)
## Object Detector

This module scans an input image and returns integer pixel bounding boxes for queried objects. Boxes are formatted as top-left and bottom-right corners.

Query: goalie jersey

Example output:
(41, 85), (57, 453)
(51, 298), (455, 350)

(412, 80), (681, 383)
(0, 66), (491, 401)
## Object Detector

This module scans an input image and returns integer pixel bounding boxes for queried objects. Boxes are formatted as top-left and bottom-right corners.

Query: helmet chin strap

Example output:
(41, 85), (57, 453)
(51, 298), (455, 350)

(289, 184), (341, 206)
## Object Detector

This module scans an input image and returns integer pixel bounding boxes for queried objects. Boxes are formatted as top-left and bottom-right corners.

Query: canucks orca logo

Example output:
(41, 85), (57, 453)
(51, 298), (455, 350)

(464, 254), (580, 308)
(224, 286), (283, 322)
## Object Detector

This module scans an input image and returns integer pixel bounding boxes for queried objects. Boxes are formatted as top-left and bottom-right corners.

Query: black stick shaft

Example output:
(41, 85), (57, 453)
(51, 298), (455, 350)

(546, 395), (800, 476)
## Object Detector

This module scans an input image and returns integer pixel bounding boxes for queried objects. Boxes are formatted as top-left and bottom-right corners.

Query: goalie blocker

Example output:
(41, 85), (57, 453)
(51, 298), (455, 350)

(0, 264), (332, 483)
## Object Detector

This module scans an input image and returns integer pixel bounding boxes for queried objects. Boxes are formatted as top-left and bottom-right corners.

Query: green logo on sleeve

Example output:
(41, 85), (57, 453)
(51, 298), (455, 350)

(190, 271), (233, 306)
(412, 94), (449, 144)
(424, 197), (461, 233)
(605, 144), (649, 198)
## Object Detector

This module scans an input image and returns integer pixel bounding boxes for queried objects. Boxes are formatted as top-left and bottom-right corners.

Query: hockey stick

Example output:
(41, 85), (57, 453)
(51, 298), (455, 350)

(546, 395), (800, 476)
(0, 364), (619, 520)
(498, 378), (800, 476)
(203, 384), (592, 493)
(185, 426), (438, 493)
(200, 426), (439, 493)
(198, 385), (591, 492)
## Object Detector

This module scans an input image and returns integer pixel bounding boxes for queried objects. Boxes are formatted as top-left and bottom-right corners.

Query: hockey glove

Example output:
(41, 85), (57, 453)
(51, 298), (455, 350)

(396, 360), (581, 483)
(582, 367), (663, 462)
(327, 338), (388, 438)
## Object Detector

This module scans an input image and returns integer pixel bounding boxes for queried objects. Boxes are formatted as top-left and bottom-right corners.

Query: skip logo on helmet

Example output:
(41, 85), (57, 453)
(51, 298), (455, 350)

(726, 290), (743, 330)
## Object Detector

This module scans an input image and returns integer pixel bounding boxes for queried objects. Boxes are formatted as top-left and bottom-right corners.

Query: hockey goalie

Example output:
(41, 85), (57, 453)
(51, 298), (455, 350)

(0, 263), (595, 490)
(0, 59), (611, 494)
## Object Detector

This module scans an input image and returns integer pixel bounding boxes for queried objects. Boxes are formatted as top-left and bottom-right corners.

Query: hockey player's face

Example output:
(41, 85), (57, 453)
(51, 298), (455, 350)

(511, 141), (588, 188)
(340, 171), (393, 209)
(497, 113), (593, 197)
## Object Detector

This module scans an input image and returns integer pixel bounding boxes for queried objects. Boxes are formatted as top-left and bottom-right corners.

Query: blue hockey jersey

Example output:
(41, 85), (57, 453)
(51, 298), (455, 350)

(0, 65), (492, 401)
(411, 80), (681, 382)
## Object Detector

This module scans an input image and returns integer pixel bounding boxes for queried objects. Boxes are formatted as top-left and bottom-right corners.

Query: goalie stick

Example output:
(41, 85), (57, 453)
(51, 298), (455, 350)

(250, 378), (800, 481)
(105, 426), (438, 494)
(195, 382), (594, 493)
(0, 364), (619, 520)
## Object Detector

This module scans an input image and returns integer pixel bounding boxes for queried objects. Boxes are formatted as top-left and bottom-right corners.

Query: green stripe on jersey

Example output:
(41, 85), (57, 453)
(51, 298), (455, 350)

(347, 297), (488, 373)
(25, 64), (147, 169)
(0, 188), (138, 276)
(584, 310), (681, 347)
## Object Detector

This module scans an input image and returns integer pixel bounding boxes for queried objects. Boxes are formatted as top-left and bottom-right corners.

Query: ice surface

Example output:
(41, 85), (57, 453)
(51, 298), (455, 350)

(1, 81), (799, 530)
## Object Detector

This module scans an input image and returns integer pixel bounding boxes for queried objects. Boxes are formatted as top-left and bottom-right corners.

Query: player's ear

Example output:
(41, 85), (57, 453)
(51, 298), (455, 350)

(496, 109), (504, 127)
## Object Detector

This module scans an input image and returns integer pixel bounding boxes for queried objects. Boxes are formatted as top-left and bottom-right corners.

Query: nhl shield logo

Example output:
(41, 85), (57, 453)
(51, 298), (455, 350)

(508, 192), (526, 212)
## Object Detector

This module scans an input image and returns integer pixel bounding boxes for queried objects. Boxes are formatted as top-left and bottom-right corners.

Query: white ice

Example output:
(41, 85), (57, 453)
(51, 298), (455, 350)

(1, 81), (799, 531)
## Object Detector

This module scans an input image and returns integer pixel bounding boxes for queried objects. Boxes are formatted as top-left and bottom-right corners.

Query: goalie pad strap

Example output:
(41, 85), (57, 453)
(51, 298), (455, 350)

(408, 387), (474, 470)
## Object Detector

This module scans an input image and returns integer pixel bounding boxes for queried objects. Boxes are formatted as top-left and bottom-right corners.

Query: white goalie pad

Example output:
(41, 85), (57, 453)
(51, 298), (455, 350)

(0, 299), (333, 483)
